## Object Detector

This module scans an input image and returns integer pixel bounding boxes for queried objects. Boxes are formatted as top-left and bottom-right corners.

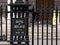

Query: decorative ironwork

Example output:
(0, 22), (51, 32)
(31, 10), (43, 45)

(0, 0), (59, 45)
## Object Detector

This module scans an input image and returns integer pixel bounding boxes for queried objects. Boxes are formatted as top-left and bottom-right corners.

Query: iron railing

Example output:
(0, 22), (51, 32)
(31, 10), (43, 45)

(0, 0), (59, 45)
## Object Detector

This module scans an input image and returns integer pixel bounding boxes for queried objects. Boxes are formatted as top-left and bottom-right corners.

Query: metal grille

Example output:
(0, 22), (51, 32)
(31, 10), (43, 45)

(0, 0), (59, 45)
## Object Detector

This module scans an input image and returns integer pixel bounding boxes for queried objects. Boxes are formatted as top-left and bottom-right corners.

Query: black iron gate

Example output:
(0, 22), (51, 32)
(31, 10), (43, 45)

(8, 0), (30, 45)
(0, 0), (59, 45)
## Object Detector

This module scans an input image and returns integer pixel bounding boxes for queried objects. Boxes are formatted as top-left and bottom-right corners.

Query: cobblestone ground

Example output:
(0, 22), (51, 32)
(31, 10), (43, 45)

(0, 19), (60, 45)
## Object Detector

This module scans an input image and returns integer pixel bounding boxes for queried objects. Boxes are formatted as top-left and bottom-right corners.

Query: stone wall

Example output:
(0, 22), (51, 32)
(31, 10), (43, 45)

(55, 0), (60, 10)
(0, 0), (7, 10)
(0, 0), (7, 22)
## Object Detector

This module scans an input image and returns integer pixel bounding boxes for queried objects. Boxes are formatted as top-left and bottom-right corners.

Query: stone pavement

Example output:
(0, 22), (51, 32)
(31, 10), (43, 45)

(0, 40), (60, 45)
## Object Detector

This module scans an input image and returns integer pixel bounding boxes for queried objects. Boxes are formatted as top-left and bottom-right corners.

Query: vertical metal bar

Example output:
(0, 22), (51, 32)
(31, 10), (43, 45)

(46, 8), (48, 45)
(25, 6), (29, 45)
(56, 7), (58, 45)
(10, 6), (13, 44)
(15, 7), (16, 18)
(1, 5), (2, 40)
(14, 7), (16, 41)
(26, 0), (28, 1)
(42, 7), (44, 45)
(18, 6), (21, 18)
(51, 8), (53, 45)
(36, 10), (39, 45)
(10, 0), (13, 3)
(32, 7), (34, 45)
(6, 5), (7, 40)
(22, 7), (24, 18)
(18, 6), (20, 44)
(0, 5), (1, 40)
(21, 7), (24, 44)
(25, 17), (27, 45)
(26, 7), (29, 45)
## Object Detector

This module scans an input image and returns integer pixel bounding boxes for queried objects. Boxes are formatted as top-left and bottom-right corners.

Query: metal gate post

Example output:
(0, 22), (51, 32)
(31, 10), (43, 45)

(8, 0), (31, 45)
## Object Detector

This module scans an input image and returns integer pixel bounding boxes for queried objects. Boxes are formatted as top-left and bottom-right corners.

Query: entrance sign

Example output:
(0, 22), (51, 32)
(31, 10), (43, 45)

(12, 18), (26, 35)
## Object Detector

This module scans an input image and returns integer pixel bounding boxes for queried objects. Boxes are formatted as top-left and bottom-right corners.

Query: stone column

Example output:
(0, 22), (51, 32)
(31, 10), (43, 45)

(0, 0), (7, 23)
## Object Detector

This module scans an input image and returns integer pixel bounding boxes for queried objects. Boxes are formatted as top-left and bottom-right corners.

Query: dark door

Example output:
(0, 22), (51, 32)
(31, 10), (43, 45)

(36, 0), (54, 20)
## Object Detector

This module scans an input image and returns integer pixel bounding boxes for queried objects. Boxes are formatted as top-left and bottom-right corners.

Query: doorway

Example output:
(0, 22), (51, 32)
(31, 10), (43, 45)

(36, 0), (55, 20)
